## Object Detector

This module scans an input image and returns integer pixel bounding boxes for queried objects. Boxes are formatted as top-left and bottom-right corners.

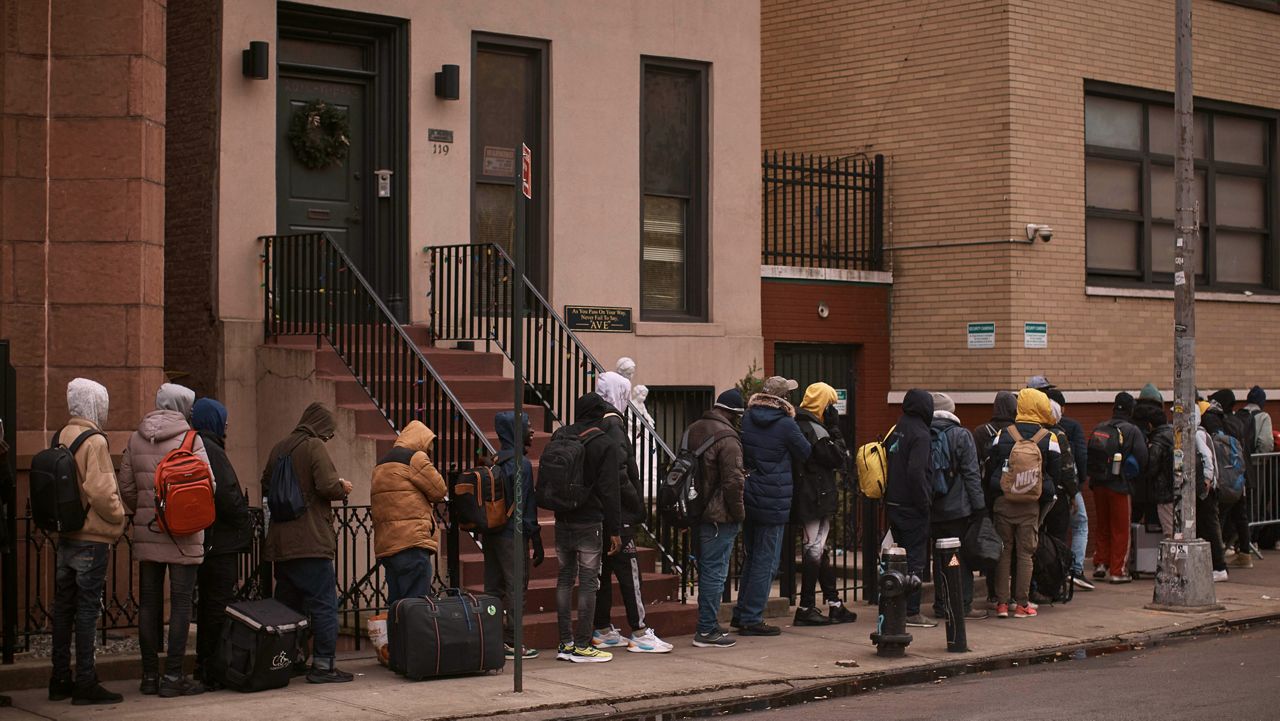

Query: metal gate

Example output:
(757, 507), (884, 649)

(773, 343), (857, 442)
(1, 341), (17, 663)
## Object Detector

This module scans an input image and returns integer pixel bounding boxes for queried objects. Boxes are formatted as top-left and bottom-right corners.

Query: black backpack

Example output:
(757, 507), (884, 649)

(1144, 427), (1176, 505)
(267, 438), (308, 523)
(1051, 427), (1079, 499)
(659, 423), (735, 528)
(1032, 527), (1075, 604)
(1235, 408), (1260, 457)
(29, 429), (103, 532)
(1086, 420), (1124, 482)
(535, 425), (604, 512)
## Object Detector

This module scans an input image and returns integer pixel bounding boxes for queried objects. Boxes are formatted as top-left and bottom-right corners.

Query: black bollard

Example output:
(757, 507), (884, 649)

(870, 546), (919, 657)
(934, 537), (969, 652)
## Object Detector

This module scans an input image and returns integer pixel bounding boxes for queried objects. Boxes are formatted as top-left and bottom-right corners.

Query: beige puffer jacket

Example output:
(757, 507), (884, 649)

(119, 409), (210, 565)
(371, 421), (446, 559)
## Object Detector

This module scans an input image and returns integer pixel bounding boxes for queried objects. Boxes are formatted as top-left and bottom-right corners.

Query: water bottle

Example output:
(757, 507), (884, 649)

(1111, 452), (1122, 476)
(1002, 459), (1010, 474)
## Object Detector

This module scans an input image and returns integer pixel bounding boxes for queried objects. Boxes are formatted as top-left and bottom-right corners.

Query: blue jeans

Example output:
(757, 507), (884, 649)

(697, 522), (740, 634)
(733, 521), (783, 626)
(381, 548), (434, 607)
(555, 522), (603, 647)
(274, 558), (339, 662)
(52, 540), (109, 684)
(1071, 492), (1089, 575)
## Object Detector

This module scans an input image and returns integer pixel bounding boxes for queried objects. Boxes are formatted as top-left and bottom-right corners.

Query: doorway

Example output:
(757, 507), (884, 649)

(276, 4), (409, 320)
(773, 343), (858, 444)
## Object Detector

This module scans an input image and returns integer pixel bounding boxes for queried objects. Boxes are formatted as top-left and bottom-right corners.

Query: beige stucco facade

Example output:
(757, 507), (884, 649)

(216, 0), (762, 476)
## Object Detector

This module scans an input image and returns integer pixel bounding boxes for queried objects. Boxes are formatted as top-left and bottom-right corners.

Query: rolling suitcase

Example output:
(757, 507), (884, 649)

(1129, 522), (1162, 577)
(213, 598), (311, 692)
(388, 590), (504, 680)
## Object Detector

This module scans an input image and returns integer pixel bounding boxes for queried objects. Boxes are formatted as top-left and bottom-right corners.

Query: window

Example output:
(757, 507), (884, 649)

(641, 58), (708, 320)
(1085, 84), (1277, 290)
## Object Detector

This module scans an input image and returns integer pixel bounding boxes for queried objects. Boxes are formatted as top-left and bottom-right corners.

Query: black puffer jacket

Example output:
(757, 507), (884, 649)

(791, 410), (847, 522)
(197, 431), (251, 556)
(885, 389), (934, 513)
(555, 393), (622, 534)
(601, 413), (644, 526)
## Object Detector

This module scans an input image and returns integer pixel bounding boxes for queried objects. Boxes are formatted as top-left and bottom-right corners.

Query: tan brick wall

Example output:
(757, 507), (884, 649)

(763, 0), (1280, 395)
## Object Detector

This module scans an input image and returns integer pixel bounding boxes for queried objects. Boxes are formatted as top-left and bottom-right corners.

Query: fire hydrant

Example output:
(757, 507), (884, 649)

(870, 546), (920, 657)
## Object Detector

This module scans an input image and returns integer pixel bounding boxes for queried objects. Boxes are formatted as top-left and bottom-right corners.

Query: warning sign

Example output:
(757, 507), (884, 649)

(521, 144), (532, 199)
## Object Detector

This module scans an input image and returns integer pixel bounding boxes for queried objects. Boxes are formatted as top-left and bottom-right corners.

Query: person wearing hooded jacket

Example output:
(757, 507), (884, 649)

(591, 372), (671, 653)
(47, 379), (125, 706)
(1241, 386), (1276, 553)
(1044, 388), (1093, 591)
(260, 402), (353, 683)
(1210, 388), (1257, 568)
(1197, 401), (1230, 582)
(929, 393), (986, 620)
(974, 391), (1017, 481)
(1088, 392), (1147, 583)
(486, 411), (542, 659)
(189, 398), (251, 691)
(731, 376), (811, 637)
(884, 388), (935, 627)
(119, 383), (211, 697)
(371, 420), (446, 606)
(791, 382), (857, 627)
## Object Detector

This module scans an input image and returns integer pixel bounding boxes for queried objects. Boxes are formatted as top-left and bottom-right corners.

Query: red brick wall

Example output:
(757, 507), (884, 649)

(163, 0), (221, 397)
(761, 279), (892, 445)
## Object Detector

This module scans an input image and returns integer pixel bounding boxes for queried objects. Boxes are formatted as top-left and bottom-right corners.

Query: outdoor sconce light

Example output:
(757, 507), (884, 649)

(435, 64), (460, 100)
(243, 41), (269, 79)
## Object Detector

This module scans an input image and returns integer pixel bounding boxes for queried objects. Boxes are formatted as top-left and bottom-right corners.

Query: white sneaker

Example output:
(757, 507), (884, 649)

(627, 628), (673, 654)
(591, 625), (626, 648)
(1213, 570), (1229, 583)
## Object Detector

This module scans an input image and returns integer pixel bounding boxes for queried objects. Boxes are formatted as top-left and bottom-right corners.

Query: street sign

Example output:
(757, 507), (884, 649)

(521, 143), (532, 199)
(1024, 322), (1048, 349)
(967, 322), (995, 349)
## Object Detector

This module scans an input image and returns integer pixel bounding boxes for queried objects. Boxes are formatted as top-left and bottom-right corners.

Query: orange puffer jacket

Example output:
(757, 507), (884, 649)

(371, 421), (447, 559)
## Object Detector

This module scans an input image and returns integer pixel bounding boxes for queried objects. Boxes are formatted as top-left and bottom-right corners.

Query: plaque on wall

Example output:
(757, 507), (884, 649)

(482, 146), (515, 176)
(565, 306), (633, 333)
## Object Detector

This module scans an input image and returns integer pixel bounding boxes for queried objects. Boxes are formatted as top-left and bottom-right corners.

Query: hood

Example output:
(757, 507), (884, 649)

(902, 389), (934, 425)
(575, 392), (612, 423)
(932, 410), (962, 427)
(1112, 391), (1136, 420)
(67, 378), (109, 428)
(1201, 405), (1225, 435)
(137, 409), (191, 443)
(1209, 388), (1237, 413)
(495, 410), (529, 451)
(747, 392), (796, 422)
(596, 371), (633, 413)
(1049, 400), (1063, 424)
(156, 383), (195, 419)
(992, 390), (1018, 423)
(1248, 385), (1266, 407)
(800, 382), (838, 417)
(295, 402), (336, 440)
(191, 398), (228, 438)
(395, 420), (436, 452)
(1015, 388), (1054, 426)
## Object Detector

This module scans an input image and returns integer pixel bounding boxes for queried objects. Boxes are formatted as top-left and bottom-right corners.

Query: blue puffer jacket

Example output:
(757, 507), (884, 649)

(741, 393), (812, 525)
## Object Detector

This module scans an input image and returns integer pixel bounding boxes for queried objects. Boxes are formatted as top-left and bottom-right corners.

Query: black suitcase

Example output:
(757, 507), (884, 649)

(388, 590), (504, 680)
(213, 598), (311, 692)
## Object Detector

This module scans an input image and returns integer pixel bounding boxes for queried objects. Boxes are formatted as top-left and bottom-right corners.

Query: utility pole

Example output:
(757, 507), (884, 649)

(1149, 0), (1219, 612)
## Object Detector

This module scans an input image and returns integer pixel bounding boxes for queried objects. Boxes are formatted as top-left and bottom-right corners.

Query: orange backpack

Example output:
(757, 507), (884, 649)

(154, 431), (216, 536)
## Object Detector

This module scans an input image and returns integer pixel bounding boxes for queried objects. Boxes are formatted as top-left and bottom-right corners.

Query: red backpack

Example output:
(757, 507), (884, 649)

(154, 431), (216, 536)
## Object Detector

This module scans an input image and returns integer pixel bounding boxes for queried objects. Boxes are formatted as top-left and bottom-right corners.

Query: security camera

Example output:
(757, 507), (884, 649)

(1025, 224), (1053, 243)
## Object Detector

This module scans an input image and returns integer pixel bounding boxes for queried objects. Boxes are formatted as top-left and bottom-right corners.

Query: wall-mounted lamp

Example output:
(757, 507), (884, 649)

(242, 41), (270, 80)
(435, 64), (460, 100)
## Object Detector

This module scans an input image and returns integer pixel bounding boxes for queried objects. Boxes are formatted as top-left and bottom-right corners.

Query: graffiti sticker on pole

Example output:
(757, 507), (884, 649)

(521, 143), (532, 199)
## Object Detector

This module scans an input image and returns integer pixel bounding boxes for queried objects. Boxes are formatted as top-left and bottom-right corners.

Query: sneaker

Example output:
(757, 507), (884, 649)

(1213, 569), (1229, 583)
(904, 614), (937, 628)
(72, 681), (124, 706)
(1013, 604), (1038, 619)
(729, 615), (742, 630)
(305, 665), (354, 684)
(1072, 575), (1097, 591)
(49, 676), (74, 702)
(794, 606), (832, 626)
(592, 625), (627, 648)
(692, 628), (737, 648)
(965, 608), (990, 620)
(1107, 575), (1131, 584)
(1093, 566), (1108, 580)
(738, 622), (782, 636)
(158, 675), (206, 698)
(827, 604), (858, 624)
(1230, 553), (1254, 569)
(556, 643), (575, 661)
(995, 603), (1010, 618)
(566, 645), (613, 663)
(139, 673), (160, 696)
(504, 643), (539, 659)
(628, 628), (673, 653)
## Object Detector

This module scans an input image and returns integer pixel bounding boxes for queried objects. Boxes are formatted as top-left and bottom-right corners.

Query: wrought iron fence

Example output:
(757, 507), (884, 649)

(762, 151), (884, 271)
(1251, 452), (1280, 531)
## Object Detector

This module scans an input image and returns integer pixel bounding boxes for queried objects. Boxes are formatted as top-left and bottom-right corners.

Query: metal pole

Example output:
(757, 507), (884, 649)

(511, 143), (530, 692)
(1151, 0), (1218, 612)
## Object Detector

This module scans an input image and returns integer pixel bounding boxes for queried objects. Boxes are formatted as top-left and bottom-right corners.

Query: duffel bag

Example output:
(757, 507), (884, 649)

(388, 589), (504, 680)
(213, 598), (311, 693)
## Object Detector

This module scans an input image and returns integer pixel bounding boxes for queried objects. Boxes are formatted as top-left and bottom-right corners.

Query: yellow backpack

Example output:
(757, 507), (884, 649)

(855, 425), (896, 499)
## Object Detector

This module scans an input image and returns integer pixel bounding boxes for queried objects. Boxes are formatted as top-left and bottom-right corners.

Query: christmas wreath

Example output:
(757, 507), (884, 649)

(287, 100), (350, 170)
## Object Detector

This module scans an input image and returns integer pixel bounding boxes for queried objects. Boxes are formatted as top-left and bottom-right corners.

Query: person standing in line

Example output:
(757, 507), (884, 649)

(884, 389), (936, 628)
(1197, 401), (1230, 582)
(47, 379), (126, 705)
(732, 376), (811, 636)
(929, 392), (987, 620)
(688, 390), (747, 648)
(371, 419), (447, 606)
(189, 398), (251, 691)
(975, 390), (1017, 604)
(1043, 388), (1093, 592)
(1087, 392), (1147, 583)
(485, 411), (543, 660)
(119, 383), (210, 697)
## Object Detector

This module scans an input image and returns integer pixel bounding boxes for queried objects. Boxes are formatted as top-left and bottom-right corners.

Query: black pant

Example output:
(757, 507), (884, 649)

(1199, 491), (1227, 572)
(887, 505), (929, 616)
(483, 533), (531, 645)
(139, 562), (198, 677)
(195, 554), (239, 678)
(1222, 495), (1252, 554)
(594, 529), (646, 634)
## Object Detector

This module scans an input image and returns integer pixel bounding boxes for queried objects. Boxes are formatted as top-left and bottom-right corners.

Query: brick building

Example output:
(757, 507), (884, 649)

(762, 0), (1280, 433)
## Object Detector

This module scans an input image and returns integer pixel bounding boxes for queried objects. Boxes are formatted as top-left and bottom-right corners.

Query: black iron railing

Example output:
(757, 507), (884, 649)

(1, 339), (17, 663)
(762, 151), (885, 271)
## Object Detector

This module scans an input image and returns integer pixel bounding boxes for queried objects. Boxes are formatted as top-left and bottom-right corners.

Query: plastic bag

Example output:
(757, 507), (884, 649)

(367, 613), (389, 667)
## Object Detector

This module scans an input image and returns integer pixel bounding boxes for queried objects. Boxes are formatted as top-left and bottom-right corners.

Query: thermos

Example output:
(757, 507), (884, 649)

(1111, 452), (1122, 476)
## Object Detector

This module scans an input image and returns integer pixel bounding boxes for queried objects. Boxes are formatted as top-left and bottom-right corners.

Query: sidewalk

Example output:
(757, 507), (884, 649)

(6, 560), (1280, 721)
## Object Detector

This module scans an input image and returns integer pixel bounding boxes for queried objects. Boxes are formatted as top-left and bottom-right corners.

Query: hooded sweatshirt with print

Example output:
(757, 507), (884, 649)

(984, 388), (1061, 509)
(260, 403), (348, 562)
(596, 371), (644, 525)
(119, 384), (211, 564)
(556, 393), (622, 534)
(885, 389), (935, 514)
(190, 398), (251, 556)
(742, 392), (812, 525)
(930, 409), (984, 522)
(494, 410), (538, 539)
(792, 383), (848, 522)
(59, 379), (126, 545)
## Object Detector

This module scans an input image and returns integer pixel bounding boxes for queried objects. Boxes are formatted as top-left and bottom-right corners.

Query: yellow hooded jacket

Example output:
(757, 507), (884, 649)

(801, 382), (839, 418)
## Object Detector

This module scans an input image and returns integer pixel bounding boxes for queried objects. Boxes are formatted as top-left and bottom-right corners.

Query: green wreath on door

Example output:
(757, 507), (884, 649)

(287, 100), (351, 170)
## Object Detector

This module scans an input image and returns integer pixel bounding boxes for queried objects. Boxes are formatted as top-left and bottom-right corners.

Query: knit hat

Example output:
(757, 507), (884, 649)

(930, 392), (956, 414)
(761, 376), (799, 398)
(714, 388), (745, 414)
(1248, 385), (1266, 407)
(1209, 388), (1237, 413)
(1138, 383), (1163, 403)
(1113, 391), (1135, 418)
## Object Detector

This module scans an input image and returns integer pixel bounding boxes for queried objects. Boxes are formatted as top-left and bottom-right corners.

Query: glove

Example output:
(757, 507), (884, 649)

(530, 530), (545, 567)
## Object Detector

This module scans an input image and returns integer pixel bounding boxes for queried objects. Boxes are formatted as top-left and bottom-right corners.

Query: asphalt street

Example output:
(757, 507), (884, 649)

(737, 622), (1280, 721)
